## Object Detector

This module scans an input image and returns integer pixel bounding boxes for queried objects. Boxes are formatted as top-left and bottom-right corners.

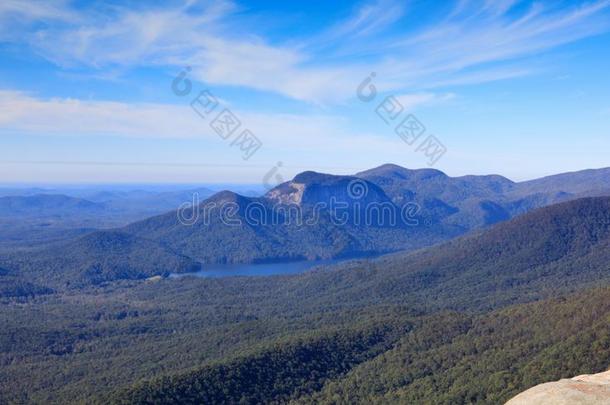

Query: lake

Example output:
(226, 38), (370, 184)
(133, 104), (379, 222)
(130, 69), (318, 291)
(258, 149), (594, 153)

(169, 259), (341, 279)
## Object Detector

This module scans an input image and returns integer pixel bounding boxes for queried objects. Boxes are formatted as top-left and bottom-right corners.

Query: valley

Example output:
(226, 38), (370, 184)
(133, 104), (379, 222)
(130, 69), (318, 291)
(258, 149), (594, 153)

(0, 179), (609, 403)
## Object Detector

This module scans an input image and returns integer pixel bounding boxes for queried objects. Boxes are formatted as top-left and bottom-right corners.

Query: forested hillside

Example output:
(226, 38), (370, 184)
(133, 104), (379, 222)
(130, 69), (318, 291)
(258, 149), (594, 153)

(0, 230), (201, 289)
(1, 197), (609, 404)
(111, 287), (610, 404)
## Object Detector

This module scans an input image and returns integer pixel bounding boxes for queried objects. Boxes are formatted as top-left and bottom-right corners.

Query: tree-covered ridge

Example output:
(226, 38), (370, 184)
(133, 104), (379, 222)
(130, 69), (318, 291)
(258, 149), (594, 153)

(294, 196), (610, 312)
(108, 287), (610, 405)
(110, 323), (406, 405)
(0, 230), (201, 289)
(298, 286), (610, 404)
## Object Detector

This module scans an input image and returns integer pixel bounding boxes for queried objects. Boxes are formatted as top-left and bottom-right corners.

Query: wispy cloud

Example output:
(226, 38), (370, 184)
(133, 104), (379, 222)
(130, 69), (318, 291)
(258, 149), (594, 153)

(2, 0), (610, 103)
(0, 0), (77, 39)
(0, 90), (401, 156)
(0, 90), (198, 138)
(319, 0), (408, 42)
(377, 0), (610, 89)
(25, 0), (235, 68)
(0, 0), (75, 23)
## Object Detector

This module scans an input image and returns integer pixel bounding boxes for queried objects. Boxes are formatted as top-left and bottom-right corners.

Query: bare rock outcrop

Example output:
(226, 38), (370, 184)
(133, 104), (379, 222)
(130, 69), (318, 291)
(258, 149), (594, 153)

(506, 370), (610, 404)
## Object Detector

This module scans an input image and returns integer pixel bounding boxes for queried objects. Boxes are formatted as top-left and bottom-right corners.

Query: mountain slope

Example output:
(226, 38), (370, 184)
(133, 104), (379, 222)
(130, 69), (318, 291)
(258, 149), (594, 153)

(0, 194), (104, 216)
(109, 286), (610, 405)
(513, 167), (610, 196)
(298, 286), (610, 404)
(0, 230), (201, 288)
(110, 322), (402, 405)
(122, 173), (459, 263)
(282, 197), (610, 312)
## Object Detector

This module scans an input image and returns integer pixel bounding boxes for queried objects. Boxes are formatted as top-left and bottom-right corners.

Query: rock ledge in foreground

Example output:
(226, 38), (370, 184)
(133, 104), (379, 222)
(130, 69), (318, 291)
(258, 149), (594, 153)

(506, 370), (610, 405)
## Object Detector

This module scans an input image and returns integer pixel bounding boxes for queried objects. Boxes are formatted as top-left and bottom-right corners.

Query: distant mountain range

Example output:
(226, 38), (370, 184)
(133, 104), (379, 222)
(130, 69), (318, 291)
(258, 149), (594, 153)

(115, 165), (609, 265)
(0, 187), (218, 248)
(122, 171), (458, 264)
(0, 164), (609, 287)
(123, 164), (610, 261)
(0, 188), (218, 219)
(357, 164), (610, 227)
(0, 194), (103, 213)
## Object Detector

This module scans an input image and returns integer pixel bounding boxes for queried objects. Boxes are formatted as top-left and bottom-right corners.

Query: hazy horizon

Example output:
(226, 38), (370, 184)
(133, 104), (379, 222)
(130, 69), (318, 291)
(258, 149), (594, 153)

(1, 163), (609, 189)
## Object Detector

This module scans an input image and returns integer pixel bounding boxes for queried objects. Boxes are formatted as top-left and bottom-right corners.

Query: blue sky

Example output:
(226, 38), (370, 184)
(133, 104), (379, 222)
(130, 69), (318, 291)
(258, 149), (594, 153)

(0, 0), (609, 184)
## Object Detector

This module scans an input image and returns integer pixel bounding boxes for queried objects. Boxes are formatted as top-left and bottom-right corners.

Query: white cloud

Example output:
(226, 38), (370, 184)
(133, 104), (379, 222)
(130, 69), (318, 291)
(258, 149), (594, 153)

(0, 90), (200, 138)
(0, 90), (401, 156)
(27, 0), (235, 68)
(0, 90), (431, 181)
(0, 0), (75, 22)
(2, 0), (610, 104)
(320, 0), (407, 42)
(0, 0), (77, 40)
(378, 0), (610, 90)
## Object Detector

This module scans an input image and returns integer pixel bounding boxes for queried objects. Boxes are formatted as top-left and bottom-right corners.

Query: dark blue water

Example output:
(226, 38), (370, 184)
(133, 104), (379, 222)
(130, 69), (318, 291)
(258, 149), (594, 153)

(169, 259), (340, 279)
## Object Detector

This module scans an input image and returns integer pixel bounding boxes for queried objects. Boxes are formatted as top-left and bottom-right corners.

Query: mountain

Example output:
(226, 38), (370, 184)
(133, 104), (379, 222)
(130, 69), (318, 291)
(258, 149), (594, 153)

(121, 165), (610, 265)
(119, 173), (459, 265)
(0, 187), (59, 197)
(356, 164), (515, 203)
(280, 196), (610, 312)
(0, 230), (200, 288)
(4, 165), (609, 279)
(0, 194), (104, 216)
(512, 167), (610, 196)
(266, 171), (390, 206)
(92, 187), (216, 215)
(3, 194), (609, 302)
(358, 163), (610, 229)
(0, 188), (218, 249)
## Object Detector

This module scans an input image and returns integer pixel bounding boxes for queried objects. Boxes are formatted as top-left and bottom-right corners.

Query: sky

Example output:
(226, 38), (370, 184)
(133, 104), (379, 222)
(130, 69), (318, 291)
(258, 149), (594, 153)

(0, 0), (609, 185)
